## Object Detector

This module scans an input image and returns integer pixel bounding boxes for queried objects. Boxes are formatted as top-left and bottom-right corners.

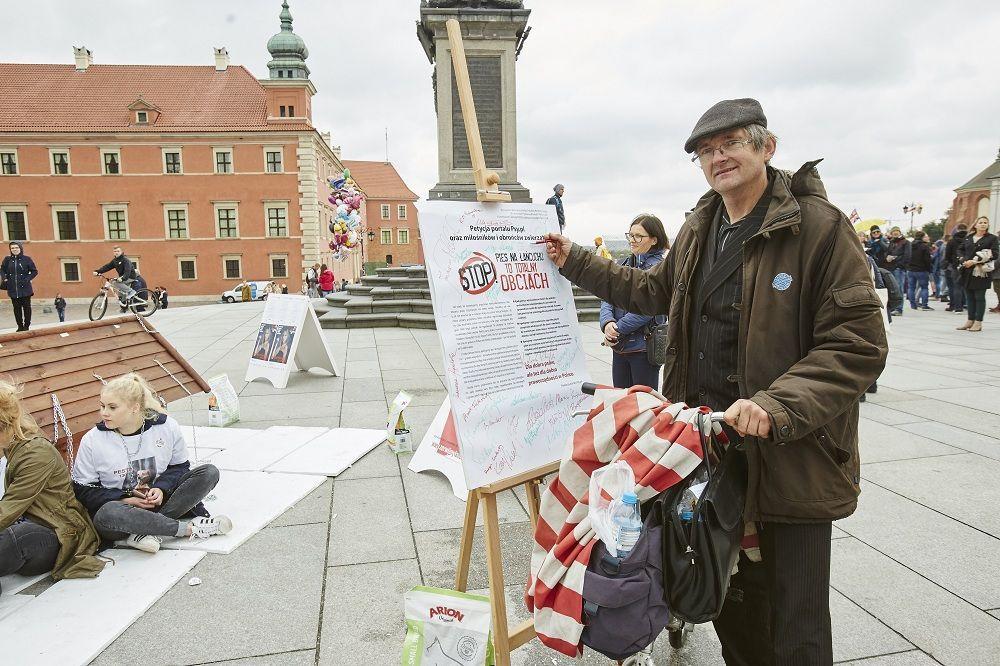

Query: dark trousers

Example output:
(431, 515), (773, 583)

(713, 521), (833, 666)
(947, 268), (965, 310)
(93, 464), (220, 541)
(906, 271), (929, 308)
(611, 351), (661, 390)
(10, 295), (31, 330)
(57, 308), (65, 322)
(965, 288), (987, 322)
(0, 520), (60, 587)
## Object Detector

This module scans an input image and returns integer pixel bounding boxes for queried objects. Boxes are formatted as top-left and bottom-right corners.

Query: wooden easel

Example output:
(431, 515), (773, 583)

(454, 461), (557, 665)
(445, 17), (550, 664)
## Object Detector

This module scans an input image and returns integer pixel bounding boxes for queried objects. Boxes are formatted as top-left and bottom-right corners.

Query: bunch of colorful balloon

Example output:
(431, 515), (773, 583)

(327, 168), (366, 261)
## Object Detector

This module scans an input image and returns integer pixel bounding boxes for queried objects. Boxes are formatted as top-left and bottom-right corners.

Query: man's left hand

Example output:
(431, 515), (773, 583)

(145, 487), (164, 508)
(724, 399), (772, 439)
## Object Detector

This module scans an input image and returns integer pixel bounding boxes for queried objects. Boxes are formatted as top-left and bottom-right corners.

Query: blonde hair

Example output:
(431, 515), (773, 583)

(0, 380), (43, 443)
(102, 372), (166, 420)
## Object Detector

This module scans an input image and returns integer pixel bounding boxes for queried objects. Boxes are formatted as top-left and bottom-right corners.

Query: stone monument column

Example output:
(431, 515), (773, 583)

(417, 1), (532, 202)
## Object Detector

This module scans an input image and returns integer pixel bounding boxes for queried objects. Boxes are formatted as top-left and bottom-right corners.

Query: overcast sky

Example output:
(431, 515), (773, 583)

(4, 0), (998, 242)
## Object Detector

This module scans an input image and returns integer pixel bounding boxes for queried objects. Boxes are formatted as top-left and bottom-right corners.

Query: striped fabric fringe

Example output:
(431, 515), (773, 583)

(525, 385), (722, 657)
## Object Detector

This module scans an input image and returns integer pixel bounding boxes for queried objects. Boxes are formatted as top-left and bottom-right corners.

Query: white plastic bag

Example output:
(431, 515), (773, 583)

(206, 375), (239, 427)
(402, 586), (494, 665)
(589, 460), (636, 554)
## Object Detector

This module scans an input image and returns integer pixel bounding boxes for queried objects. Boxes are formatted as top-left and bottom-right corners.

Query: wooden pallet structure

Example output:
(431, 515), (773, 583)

(0, 315), (210, 457)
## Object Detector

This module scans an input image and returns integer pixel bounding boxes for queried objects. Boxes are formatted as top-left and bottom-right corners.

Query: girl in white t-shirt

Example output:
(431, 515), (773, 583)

(72, 373), (233, 553)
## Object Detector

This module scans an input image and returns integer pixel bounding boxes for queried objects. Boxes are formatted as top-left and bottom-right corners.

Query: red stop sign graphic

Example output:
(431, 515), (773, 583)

(459, 252), (496, 295)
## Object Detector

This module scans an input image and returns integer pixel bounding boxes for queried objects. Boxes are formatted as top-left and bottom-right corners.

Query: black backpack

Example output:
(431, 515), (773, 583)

(580, 505), (671, 660)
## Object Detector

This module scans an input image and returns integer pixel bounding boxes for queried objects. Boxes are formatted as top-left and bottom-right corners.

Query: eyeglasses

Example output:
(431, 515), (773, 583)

(691, 138), (753, 164)
(625, 233), (650, 243)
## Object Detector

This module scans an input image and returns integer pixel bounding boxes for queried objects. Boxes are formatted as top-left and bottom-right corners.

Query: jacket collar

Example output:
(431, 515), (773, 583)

(95, 412), (168, 432)
(686, 159), (828, 241)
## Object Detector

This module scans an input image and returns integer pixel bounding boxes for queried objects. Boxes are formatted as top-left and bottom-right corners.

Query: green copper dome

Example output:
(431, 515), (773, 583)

(267, 1), (310, 79)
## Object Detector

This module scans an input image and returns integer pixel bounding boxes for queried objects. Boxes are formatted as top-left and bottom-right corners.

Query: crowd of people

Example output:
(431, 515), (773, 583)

(0, 372), (232, 590)
(861, 219), (999, 331)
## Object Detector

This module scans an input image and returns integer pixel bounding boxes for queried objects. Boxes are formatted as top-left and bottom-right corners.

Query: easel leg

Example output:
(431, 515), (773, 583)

(482, 491), (512, 666)
(455, 489), (479, 592)
(524, 479), (541, 529)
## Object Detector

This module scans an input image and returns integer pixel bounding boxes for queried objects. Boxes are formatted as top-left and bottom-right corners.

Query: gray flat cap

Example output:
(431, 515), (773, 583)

(684, 98), (767, 154)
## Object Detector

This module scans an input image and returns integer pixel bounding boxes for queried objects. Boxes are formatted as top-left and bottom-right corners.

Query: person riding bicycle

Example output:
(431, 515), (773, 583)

(93, 246), (137, 301)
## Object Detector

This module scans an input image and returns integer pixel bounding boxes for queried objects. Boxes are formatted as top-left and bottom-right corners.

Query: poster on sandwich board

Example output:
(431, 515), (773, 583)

(245, 294), (339, 389)
(417, 201), (591, 490)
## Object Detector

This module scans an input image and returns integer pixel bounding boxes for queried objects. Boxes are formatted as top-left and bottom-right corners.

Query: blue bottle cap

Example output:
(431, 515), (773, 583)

(622, 492), (638, 505)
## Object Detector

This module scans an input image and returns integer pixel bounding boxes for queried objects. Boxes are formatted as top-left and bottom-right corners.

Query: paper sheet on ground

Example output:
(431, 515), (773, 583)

(0, 572), (47, 596)
(0, 550), (205, 666)
(265, 428), (386, 476)
(159, 470), (325, 554)
(417, 201), (591, 489)
(408, 397), (468, 500)
(209, 425), (329, 471)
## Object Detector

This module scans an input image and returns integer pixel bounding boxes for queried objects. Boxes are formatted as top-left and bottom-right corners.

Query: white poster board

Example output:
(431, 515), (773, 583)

(417, 201), (591, 489)
(245, 294), (339, 389)
(408, 396), (468, 500)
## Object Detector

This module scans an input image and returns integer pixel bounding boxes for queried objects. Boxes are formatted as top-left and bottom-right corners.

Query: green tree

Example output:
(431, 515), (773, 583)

(921, 219), (945, 241)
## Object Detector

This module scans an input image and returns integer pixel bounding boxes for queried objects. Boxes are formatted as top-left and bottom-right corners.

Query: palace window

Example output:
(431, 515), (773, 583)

(214, 149), (233, 174)
(102, 150), (120, 175)
(0, 151), (17, 175)
(398, 205), (407, 220)
(381, 204), (390, 220)
(167, 208), (188, 239)
(3, 210), (26, 241)
(266, 150), (283, 173)
(164, 151), (182, 174)
(380, 228), (392, 245)
(105, 209), (127, 240)
(216, 207), (238, 238)
(51, 151), (70, 175)
(178, 258), (197, 280)
(266, 205), (288, 237)
(56, 210), (77, 240)
(60, 259), (81, 282)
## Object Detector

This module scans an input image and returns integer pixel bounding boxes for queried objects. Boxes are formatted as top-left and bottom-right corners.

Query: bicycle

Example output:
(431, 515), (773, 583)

(88, 274), (159, 321)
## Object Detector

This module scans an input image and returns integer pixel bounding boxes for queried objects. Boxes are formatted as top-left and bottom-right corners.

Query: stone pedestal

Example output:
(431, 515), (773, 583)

(417, 4), (531, 202)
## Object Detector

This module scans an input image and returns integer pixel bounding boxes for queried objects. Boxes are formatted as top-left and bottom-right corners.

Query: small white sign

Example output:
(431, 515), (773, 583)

(244, 294), (339, 389)
(408, 396), (468, 500)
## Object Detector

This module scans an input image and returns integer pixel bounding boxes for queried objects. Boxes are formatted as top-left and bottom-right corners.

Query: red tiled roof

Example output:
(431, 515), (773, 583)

(340, 160), (419, 201)
(0, 63), (312, 133)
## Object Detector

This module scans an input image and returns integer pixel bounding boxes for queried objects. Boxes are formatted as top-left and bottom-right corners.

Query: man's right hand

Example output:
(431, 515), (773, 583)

(121, 495), (155, 510)
(541, 233), (572, 268)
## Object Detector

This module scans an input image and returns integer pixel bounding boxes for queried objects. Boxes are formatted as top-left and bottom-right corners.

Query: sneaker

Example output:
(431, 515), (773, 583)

(622, 645), (656, 666)
(189, 515), (234, 539)
(116, 534), (161, 553)
(920, 306), (934, 311)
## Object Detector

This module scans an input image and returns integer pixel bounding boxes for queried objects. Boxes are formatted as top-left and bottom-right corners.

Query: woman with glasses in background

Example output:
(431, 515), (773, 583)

(599, 214), (669, 389)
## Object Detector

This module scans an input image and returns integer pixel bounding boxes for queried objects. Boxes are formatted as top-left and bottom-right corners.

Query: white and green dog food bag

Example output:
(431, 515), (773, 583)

(402, 586), (494, 665)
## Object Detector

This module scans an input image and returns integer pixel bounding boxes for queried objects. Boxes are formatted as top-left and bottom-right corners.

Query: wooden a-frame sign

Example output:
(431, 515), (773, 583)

(0, 315), (210, 459)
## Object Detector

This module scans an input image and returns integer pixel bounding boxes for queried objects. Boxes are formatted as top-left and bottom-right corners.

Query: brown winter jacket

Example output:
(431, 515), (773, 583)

(0, 436), (105, 580)
(560, 160), (888, 523)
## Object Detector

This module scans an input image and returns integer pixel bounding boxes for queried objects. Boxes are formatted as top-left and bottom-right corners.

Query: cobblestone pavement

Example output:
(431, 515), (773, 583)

(7, 295), (999, 665)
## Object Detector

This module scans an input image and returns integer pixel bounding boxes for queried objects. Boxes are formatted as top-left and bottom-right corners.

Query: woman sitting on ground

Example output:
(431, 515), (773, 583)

(72, 373), (232, 553)
(0, 381), (105, 587)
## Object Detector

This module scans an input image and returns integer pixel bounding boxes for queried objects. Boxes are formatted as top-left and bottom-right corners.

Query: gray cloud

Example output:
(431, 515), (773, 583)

(2, 0), (996, 241)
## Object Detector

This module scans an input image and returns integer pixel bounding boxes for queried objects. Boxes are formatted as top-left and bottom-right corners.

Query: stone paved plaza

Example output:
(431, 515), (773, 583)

(6, 296), (1000, 665)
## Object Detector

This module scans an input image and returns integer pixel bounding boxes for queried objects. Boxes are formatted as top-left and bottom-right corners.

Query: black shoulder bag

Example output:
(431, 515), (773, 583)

(644, 322), (668, 366)
(658, 412), (747, 624)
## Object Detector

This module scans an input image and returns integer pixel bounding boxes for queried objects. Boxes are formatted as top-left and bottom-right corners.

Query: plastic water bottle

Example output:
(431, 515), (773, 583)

(677, 472), (709, 523)
(611, 492), (642, 558)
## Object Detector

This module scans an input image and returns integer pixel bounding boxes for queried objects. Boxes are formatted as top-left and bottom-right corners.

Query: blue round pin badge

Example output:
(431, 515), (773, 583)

(772, 273), (793, 291)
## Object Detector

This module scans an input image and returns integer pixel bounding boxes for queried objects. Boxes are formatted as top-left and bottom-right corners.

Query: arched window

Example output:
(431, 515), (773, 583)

(977, 195), (990, 220)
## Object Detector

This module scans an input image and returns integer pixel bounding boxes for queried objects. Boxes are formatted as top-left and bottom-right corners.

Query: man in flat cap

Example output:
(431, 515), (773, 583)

(543, 99), (887, 664)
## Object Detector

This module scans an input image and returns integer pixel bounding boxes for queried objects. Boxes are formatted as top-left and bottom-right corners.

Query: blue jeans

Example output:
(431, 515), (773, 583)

(611, 351), (661, 391)
(892, 268), (907, 312)
(907, 271), (929, 308)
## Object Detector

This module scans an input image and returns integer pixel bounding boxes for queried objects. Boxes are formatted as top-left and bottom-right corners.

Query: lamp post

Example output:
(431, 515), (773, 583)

(903, 202), (923, 234)
(362, 229), (376, 278)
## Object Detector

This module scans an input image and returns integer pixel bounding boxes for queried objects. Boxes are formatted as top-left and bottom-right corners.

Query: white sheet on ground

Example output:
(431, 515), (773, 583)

(158, 470), (325, 554)
(0, 593), (32, 621)
(178, 425), (264, 450)
(208, 426), (329, 472)
(0, 549), (204, 666)
(265, 428), (386, 476)
(0, 572), (47, 596)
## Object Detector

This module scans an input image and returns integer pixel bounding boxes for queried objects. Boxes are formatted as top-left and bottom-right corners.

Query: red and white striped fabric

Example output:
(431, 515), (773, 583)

(524, 385), (716, 657)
